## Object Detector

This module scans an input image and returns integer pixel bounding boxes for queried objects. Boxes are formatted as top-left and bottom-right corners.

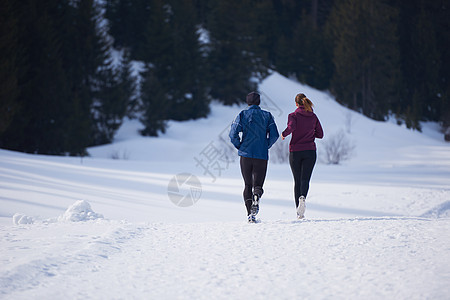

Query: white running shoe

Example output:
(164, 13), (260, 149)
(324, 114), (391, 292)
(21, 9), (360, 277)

(297, 196), (306, 219)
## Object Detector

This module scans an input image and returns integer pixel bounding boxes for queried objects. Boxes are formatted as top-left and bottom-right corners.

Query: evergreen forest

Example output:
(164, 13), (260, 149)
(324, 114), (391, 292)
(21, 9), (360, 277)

(1, 0), (449, 155)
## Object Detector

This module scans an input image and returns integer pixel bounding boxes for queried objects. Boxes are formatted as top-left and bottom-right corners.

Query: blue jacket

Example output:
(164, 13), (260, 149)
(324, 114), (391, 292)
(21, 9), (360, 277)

(229, 105), (279, 160)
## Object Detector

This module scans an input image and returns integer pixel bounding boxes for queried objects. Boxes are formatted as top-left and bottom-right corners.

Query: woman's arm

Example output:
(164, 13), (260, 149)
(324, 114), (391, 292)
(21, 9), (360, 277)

(315, 117), (324, 139)
(281, 113), (296, 140)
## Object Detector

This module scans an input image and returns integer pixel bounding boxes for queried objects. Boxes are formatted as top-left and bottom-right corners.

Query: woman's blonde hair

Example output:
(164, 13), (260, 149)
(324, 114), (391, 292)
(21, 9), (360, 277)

(295, 93), (313, 112)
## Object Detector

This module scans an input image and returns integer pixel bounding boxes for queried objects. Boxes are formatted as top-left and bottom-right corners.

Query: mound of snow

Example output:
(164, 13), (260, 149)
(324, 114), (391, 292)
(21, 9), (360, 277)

(12, 213), (34, 225)
(420, 201), (450, 219)
(58, 200), (104, 222)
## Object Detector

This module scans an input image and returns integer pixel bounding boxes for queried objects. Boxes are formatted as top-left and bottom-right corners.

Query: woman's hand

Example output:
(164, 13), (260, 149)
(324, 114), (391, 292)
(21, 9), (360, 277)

(281, 134), (285, 140)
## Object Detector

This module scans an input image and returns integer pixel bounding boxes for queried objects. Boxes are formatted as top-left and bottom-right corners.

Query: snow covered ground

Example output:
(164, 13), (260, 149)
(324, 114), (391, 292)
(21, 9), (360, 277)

(1, 72), (450, 299)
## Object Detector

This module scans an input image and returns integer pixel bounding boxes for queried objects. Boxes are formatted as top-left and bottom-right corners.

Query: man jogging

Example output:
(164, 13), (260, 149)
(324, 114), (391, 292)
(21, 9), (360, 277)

(229, 92), (279, 223)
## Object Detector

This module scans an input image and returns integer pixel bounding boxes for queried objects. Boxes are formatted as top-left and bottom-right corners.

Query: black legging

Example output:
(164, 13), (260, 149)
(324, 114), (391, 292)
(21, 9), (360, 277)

(240, 156), (268, 215)
(289, 150), (317, 207)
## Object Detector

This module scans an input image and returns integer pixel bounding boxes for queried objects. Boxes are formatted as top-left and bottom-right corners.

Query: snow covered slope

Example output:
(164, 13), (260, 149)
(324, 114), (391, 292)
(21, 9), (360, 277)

(1, 72), (449, 299)
(2, 218), (449, 299)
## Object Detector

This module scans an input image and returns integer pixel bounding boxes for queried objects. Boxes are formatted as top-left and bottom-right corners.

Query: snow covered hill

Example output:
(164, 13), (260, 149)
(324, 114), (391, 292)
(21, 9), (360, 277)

(1, 72), (449, 299)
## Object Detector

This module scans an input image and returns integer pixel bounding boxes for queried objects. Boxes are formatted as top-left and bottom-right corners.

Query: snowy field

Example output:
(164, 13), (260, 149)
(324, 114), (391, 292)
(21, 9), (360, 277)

(1, 72), (450, 299)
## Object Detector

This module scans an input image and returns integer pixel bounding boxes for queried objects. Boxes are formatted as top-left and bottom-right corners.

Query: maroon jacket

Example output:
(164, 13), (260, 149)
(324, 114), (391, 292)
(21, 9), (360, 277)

(282, 106), (324, 152)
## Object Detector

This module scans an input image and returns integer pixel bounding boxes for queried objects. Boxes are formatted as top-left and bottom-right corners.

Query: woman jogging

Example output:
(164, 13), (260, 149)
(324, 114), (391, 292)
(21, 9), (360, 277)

(229, 92), (279, 223)
(281, 93), (323, 219)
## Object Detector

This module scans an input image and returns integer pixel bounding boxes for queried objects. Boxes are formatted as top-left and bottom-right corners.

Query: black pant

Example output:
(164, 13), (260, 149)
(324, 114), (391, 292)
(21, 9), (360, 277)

(289, 150), (317, 208)
(240, 156), (268, 215)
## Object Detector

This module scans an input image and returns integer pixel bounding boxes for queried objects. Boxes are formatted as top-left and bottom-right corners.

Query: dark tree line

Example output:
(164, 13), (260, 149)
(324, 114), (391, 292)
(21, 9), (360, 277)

(0, 0), (135, 155)
(1, 0), (449, 155)
(327, 0), (449, 131)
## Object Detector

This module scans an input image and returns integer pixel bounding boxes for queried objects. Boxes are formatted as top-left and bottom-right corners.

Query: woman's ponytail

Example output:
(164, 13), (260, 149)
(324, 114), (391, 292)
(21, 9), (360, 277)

(295, 93), (313, 112)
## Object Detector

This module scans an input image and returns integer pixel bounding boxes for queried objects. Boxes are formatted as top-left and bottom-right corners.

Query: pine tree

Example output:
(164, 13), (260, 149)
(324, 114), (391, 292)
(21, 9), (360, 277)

(205, 0), (262, 105)
(138, 0), (171, 136)
(166, 0), (210, 121)
(274, 35), (297, 77)
(1, 0), (71, 154)
(273, 0), (333, 90)
(433, 0), (450, 132)
(0, 0), (20, 135)
(2, 0), (130, 155)
(105, 0), (152, 60)
(91, 54), (136, 145)
(327, 0), (401, 120)
(60, 0), (107, 154)
(248, 0), (279, 69)
(291, 10), (333, 90)
(139, 64), (168, 136)
(62, 0), (131, 153)
(139, 0), (210, 135)
(395, 0), (442, 129)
